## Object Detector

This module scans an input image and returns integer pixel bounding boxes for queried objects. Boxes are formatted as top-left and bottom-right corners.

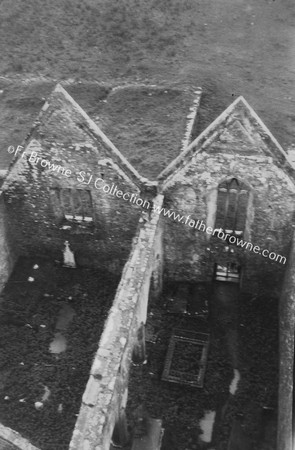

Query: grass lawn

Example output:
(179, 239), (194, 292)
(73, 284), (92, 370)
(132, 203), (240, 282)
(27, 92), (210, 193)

(0, 0), (295, 174)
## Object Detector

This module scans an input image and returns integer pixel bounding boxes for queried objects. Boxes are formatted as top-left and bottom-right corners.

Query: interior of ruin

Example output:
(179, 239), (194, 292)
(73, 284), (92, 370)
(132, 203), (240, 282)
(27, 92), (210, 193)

(0, 84), (294, 450)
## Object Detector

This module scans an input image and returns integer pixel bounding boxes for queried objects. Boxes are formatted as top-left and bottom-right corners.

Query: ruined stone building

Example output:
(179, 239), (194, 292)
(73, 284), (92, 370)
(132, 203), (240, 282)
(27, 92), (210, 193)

(0, 83), (294, 450)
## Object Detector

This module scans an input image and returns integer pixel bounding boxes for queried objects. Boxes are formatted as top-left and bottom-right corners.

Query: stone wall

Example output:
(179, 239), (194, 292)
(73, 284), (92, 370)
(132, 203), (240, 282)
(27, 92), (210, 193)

(69, 195), (164, 450)
(1, 85), (155, 273)
(0, 193), (16, 293)
(162, 155), (294, 294)
(149, 216), (164, 300)
(0, 423), (40, 450)
(159, 98), (295, 296)
(278, 235), (295, 450)
(179, 88), (202, 153)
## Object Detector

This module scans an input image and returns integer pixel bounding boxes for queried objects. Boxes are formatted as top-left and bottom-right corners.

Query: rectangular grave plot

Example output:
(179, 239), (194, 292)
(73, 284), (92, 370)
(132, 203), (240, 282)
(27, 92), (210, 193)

(162, 330), (209, 388)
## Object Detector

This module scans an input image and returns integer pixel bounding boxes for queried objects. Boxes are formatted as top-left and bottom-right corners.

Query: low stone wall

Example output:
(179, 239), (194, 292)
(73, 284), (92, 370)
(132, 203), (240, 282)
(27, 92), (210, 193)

(0, 423), (40, 450)
(278, 235), (295, 450)
(69, 195), (164, 450)
(179, 87), (202, 153)
(0, 193), (16, 293)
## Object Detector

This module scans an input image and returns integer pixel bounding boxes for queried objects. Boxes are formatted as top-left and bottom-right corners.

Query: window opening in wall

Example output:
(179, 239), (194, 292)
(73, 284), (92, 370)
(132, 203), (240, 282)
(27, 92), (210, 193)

(52, 188), (94, 223)
(215, 178), (248, 238)
(214, 262), (241, 283)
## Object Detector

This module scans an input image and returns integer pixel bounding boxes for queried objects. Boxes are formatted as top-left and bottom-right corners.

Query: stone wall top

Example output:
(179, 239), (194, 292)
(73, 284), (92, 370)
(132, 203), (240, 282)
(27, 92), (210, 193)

(4, 84), (154, 194)
(69, 194), (164, 450)
(0, 423), (40, 450)
(158, 96), (295, 190)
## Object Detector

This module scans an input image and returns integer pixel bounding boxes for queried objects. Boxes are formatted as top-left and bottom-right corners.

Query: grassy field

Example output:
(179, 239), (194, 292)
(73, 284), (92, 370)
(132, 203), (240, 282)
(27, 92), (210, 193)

(0, 0), (295, 175)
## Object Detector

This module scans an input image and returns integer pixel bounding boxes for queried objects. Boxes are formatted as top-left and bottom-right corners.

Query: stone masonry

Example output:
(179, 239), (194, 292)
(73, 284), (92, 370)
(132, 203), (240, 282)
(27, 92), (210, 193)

(0, 85), (294, 450)
(158, 97), (295, 297)
(1, 85), (156, 273)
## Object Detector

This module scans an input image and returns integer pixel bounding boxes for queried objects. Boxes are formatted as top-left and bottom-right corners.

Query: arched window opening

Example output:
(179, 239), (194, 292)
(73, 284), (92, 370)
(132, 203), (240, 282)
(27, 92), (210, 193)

(215, 178), (249, 237)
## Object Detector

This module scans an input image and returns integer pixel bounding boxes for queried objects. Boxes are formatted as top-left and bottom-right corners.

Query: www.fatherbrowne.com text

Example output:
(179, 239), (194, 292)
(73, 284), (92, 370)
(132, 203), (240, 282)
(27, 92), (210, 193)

(8, 145), (287, 265)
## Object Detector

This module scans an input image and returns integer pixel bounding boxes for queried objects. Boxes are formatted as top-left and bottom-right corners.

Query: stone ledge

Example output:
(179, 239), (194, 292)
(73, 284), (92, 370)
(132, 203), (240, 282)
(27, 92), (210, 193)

(0, 424), (40, 450)
(69, 195), (164, 450)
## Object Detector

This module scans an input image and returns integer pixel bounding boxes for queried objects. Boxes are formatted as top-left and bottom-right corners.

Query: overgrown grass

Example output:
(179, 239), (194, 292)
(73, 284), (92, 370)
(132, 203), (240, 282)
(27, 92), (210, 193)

(0, 0), (295, 174)
(0, 0), (199, 78)
(0, 258), (120, 450)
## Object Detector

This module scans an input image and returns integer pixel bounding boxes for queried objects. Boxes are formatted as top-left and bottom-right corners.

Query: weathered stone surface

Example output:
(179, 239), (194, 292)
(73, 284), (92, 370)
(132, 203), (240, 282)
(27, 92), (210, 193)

(69, 195), (164, 450)
(0, 424), (40, 450)
(0, 439), (18, 450)
(1, 84), (152, 272)
(278, 234), (295, 450)
(1, 86), (293, 450)
(159, 96), (295, 296)
(0, 194), (17, 293)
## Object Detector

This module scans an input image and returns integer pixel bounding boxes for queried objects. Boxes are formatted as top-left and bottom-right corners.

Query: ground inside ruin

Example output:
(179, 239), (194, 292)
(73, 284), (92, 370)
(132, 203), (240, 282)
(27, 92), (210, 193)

(0, 257), (120, 450)
(126, 282), (278, 450)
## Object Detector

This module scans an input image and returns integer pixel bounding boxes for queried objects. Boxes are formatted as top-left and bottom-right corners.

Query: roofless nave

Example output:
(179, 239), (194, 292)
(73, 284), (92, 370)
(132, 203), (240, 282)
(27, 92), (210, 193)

(0, 83), (294, 450)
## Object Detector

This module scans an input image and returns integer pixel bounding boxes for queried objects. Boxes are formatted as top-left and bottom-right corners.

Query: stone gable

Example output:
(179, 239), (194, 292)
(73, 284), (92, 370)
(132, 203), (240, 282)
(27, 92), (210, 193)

(158, 96), (295, 294)
(1, 84), (155, 272)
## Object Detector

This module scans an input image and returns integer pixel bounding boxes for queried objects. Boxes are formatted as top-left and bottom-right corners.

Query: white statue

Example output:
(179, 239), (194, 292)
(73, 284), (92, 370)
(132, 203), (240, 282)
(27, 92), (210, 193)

(63, 241), (76, 268)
